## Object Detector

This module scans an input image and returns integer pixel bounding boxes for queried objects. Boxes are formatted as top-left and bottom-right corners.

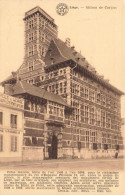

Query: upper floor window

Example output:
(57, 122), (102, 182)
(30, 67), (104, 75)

(29, 33), (34, 42)
(89, 90), (95, 102)
(29, 61), (34, 71)
(0, 112), (3, 125)
(29, 46), (34, 56)
(96, 93), (101, 103)
(10, 114), (17, 129)
(29, 20), (34, 29)
(0, 135), (3, 152)
(85, 88), (89, 99)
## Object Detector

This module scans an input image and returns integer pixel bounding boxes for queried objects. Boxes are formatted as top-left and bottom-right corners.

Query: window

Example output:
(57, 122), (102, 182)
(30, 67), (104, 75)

(11, 136), (17, 152)
(86, 131), (89, 148)
(54, 107), (56, 115)
(49, 73), (53, 79)
(85, 88), (89, 99)
(90, 107), (95, 125)
(84, 105), (89, 124)
(101, 96), (106, 105)
(106, 113), (111, 128)
(32, 137), (37, 145)
(41, 47), (45, 56)
(75, 108), (80, 122)
(49, 106), (53, 114)
(101, 111), (106, 128)
(41, 76), (44, 81)
(49, 86), (52, 92)
(96, 109), (101, 126)
(29, 33), (33, 42)
(29, 20), (34, 29)
(96, 92), (101, 103)
(89, 90), (95, 102)
(42, 33), (45, 42)
(60, 69), (63, 75)
(60, 83), (63, 94)
(0, 135), (3, 152)
(60, 109), (63, 117)
(10, 114), (17, 128)
(91, 132), (96, 143)
(67, 140), (71, 146)
(29, 61), (34, 71)
(0, 112), (3, 125)
(29, 45), (34, 56)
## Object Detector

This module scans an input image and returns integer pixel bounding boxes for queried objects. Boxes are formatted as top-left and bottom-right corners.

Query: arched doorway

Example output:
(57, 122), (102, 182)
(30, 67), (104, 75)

(51, 135), (58, 159)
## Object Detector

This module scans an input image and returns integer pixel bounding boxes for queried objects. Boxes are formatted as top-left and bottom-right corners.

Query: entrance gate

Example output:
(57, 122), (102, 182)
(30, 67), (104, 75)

(48, 135), (58, 159)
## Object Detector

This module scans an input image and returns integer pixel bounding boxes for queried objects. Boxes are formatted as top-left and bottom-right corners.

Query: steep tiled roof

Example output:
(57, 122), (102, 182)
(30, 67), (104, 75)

(45, 38), (93, 70)
(44, 38), (124, 96)
(13, 81), (69, 107)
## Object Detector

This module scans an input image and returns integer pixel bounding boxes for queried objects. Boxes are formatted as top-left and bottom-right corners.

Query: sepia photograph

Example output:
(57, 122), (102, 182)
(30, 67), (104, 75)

(0, 0), (125, 194)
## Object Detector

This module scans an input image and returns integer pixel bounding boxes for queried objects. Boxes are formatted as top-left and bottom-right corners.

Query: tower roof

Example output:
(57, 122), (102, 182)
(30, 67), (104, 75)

(24, 6), (57, 28)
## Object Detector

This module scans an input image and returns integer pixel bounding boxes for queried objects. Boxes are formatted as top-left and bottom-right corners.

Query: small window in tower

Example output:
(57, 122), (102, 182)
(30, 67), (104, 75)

(29, 61), (34, 71)
(42, 33), (45, 42)
(29, 21), (31, 29)
(29, 46), (34, 56)
(29, 33), (33, 41)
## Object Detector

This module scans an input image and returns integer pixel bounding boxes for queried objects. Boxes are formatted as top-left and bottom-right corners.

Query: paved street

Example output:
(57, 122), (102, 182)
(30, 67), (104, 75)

(0, 158), (124, 171)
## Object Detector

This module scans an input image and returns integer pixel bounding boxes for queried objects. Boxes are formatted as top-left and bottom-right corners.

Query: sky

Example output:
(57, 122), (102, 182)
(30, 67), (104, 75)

(0, 0), (125, 117)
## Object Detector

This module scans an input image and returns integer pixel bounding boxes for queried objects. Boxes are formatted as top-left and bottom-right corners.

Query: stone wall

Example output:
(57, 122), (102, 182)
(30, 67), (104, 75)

(22, 146), (44, 161)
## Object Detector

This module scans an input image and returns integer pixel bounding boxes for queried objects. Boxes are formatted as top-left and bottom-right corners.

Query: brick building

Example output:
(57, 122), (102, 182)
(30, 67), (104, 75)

(1, 6), (124, 160)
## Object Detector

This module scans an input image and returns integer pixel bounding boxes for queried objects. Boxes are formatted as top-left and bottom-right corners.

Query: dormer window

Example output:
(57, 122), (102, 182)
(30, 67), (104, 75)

(73, 51), (77, 55)
(76, 57), (80, 61)
(50, 57), (55, 65)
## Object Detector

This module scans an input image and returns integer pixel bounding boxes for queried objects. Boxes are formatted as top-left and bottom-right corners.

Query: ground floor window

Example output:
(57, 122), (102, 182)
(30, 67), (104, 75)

(85, 131), (89, 148)
(0, 135), (3, 152)
(11, 136), (18, 152)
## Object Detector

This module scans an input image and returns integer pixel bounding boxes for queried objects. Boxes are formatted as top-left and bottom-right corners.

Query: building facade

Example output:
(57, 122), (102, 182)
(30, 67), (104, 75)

(1, 6), (124, 160)
(0, 92), (24, 162)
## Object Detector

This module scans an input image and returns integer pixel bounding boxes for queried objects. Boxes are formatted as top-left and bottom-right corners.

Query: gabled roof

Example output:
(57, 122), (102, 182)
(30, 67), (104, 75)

(13, 81), (69, 107)
(44, 38), (92, 69)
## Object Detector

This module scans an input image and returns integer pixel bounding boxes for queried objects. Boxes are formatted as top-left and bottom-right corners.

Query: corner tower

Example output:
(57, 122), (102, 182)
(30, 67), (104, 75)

(19, 6), (58, 82)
